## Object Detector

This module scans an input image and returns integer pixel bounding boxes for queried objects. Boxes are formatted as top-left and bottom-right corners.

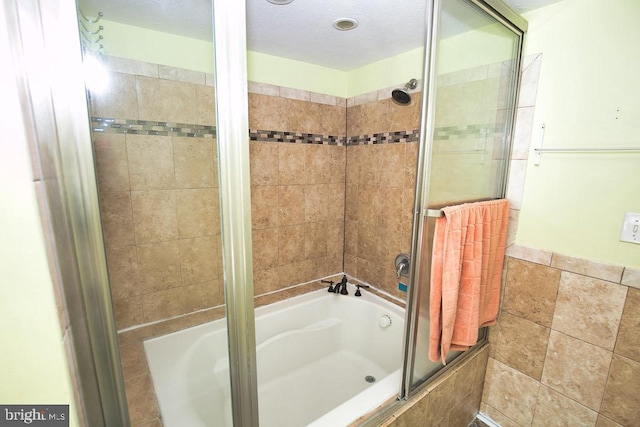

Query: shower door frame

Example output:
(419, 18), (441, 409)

(3, 0), (129, 424)
(400, 0), (528, 403)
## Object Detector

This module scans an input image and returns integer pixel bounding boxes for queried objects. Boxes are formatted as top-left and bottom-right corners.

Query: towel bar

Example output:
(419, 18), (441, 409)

(424, 198), (504, 218)
(425, 209), (445, 218)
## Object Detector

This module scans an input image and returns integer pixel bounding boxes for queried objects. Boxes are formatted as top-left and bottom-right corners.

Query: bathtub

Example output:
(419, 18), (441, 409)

(144, 282), (405, 426)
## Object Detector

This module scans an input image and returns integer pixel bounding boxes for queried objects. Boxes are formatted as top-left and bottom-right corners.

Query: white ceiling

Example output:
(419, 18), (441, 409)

(79, 0), (562, 71)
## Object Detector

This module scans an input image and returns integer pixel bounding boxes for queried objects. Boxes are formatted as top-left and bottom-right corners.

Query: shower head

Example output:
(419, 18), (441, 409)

(392, 79), (418, 105)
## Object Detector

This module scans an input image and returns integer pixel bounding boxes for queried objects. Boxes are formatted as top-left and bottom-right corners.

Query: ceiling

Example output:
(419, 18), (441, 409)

(79, 0), (562, 71)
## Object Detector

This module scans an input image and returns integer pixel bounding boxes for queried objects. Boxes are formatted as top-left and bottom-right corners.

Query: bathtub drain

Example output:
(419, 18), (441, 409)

(365, 375), (376, 383)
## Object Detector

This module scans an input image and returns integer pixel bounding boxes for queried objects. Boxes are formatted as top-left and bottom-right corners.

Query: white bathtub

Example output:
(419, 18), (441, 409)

(144, 283), (405, 426)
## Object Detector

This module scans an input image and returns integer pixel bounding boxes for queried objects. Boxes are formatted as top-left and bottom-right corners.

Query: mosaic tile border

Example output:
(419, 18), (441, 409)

(249, 129), (346, 145)
(91, 117), (216, 138)
(91, 117), (498, 146)
(433, 124), (500, 141)
(348, 130), (420, 145)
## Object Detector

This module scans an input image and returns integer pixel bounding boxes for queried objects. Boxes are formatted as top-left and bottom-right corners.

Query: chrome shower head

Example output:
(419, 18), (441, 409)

(392, 78), (418, 105)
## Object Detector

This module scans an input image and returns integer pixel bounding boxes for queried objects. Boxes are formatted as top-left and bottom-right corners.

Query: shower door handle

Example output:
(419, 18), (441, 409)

(395, 253), (410, 278)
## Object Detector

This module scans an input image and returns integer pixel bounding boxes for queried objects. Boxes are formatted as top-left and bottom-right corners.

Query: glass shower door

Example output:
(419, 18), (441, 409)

(75, 0), (255, 424)
(409, 0), (523, 388)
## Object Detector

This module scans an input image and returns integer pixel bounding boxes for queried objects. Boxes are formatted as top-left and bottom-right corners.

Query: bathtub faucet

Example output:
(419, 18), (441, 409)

(321, 279), (336, 292)
(355, 284), (370, 297)
(338, 275), (349, 295)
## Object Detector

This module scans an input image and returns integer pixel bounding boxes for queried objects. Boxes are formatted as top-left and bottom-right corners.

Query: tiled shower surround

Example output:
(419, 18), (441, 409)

(93, 55), (427, 330)
(91, 55), (425, 425)
(91, 54), (524, 425)
(344, 96), (421, 299)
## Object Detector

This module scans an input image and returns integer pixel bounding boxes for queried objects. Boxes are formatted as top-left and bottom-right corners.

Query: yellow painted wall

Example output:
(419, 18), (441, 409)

(247, 51), (347, 97)
(517, 0), (640, 267)
(0, 16), (79, 424)
(100, 19), (515, 98)
(346, 48), (424, 97)
(103, 20), (214, 73)
(101, 19), (415, 97)
(102, 20), (349, 96)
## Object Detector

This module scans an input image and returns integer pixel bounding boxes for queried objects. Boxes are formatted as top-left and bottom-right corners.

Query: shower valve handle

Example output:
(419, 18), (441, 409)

(395, 253), (410, 278)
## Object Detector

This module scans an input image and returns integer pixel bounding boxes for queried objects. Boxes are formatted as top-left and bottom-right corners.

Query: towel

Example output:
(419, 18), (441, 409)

(428, 199), (509, 364)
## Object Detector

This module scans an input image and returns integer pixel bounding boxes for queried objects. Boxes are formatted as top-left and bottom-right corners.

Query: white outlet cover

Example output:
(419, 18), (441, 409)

(620, 212), (640, 244)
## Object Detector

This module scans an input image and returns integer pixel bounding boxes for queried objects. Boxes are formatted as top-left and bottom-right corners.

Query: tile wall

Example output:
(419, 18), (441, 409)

(247, 84), (347, 294)
(344, 90), (422, 299)
(380, 345), (489, 427)
(91, 59), (223, 331)
(504, 54), (542, 246)
(482, 247), (640, 427)
(96, 53), (525, 327)
(242, 80), (429, 301)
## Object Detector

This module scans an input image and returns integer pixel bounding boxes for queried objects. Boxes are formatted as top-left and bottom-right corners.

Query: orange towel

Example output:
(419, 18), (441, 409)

(428, 199), (509, 364)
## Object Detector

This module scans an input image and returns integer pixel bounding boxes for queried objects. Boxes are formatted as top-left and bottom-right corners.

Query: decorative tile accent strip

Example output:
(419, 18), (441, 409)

(249, 129), (346, 146)
(92, 117), (500, 147)
(348, 129), (420, 145)
(433, 124), (500, 141)
(91, 117), (216, 138)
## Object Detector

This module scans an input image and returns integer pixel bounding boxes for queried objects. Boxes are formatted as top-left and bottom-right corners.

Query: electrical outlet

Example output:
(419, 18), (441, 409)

(620, 212), (640, 244)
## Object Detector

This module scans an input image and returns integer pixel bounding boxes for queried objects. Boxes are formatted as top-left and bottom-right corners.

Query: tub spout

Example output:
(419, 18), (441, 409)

(338, 275), (349, 295)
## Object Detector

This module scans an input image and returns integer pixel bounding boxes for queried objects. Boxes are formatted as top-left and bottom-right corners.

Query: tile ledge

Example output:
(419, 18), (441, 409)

(506, 245), (632, 284)
(551, 252), (624, 283)
(505, 244), (552, 266)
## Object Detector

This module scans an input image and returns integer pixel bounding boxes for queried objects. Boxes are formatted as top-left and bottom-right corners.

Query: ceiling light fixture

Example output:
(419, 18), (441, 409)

(332, 18), (358, 31)
(266, 0), (294, 4)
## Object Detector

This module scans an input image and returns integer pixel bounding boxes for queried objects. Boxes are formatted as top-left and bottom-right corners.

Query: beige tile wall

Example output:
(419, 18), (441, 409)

(247, 86), (347, 294)
(95, 131), (224, 330)
(92, 58), (222, 331)
(93, 56), (355, 329)
(482, 247), (640, 427)
(344, 90), (421, 299)
(344, 142), (418, 299)
(380, 345), (489, 427)
(249, 141), (347, 293)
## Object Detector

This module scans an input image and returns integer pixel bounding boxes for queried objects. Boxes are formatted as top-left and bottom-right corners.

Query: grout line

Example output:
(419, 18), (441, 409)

(530, 378), (543, 426)
(117, 303), (226, 334)
(610, 285), (629, 355)
(475, 412), (501, 427)
(482, 404), (522, 427)
(598, 352), (616, 417)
